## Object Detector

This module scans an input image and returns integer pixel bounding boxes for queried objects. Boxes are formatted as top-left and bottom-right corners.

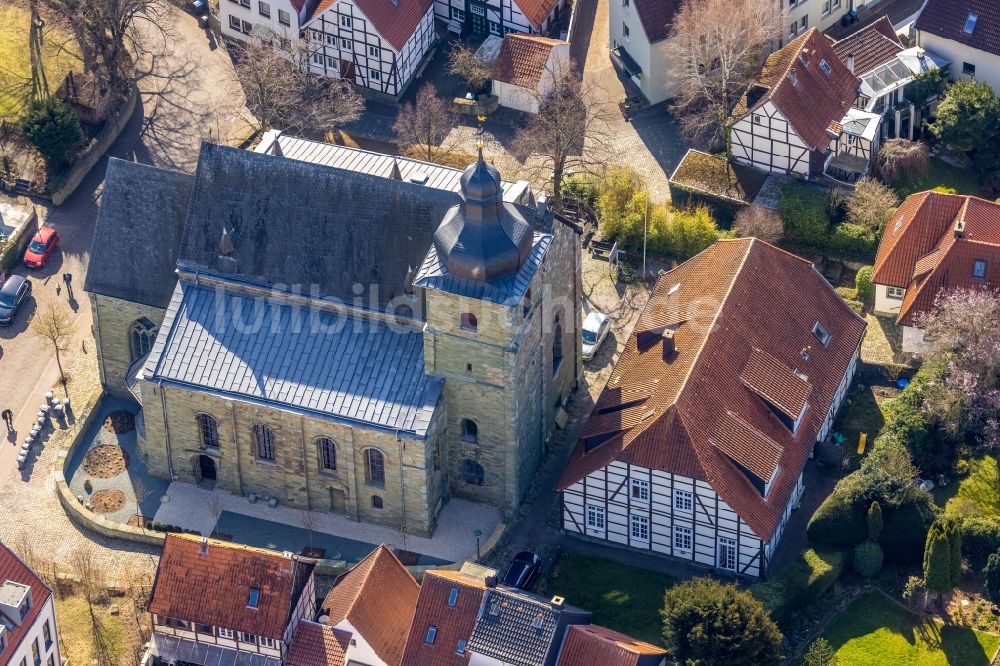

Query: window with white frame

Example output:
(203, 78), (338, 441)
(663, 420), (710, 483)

(278, 8), (289, 25)
(718, 536), (737, 570)
(370, 69), (381, 82)
(887, 286), (905, 299)
(452, 7), (465, 20)
(326, 33), (336, 45)
(312, 53), (323, 65)
(832, 0), (841, 7)
(369, 45), (380, 58)
(974, 259), (988, 278)
(586, 504), (605, 530)
(240, 0), (249, 7)
(673, 524), (692, 552)
(259, 637), (278, 649)
(674, 489), (693, 513)
(822, 0), (831, 15)
(218, 627), (235, 639)
(258, 1), (269, 17)
(311, 29), (322, 41)
(630, 514), (649, 542)
(623, 22), (629, 40)
(800, 15), (807, 30)
(341, 15), (352, 27)
(342, 38), (352, 50)
(229, 15), (241, 29)
(327, 56), (337, 67)
(238, 632), (257, 644)
(789, 22), (797, 38)
(630, 478), (650, 502)
(241, 20), (252, 34)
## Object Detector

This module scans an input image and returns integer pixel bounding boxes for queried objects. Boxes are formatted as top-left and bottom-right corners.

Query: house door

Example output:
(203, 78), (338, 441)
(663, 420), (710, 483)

(468, 1), (487, 36)
(199, 455), (217, 481)
(718, 537), (737, 571)
(329, 487), (346, 514)
(340, 59), (356, 84)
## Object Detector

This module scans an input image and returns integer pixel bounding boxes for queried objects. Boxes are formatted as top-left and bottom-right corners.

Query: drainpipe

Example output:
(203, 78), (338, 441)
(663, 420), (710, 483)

(397, 430), (407, 534)
(299, 416), (312, 510)
(159, 388), (174, 479)
(230, 401), (243, 496)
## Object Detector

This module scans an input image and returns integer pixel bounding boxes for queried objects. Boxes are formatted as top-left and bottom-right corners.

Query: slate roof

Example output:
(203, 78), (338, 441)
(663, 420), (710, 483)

(148, 534), (314, 641)
(83, 159), (193, 308)
(177, 143), (461, 309)
(831, 16), (904, 74)
(873, 192), (1000, 326)
(321, 545), (419, 666)
(632, 0), (684, 43)
(467, 588), (590, 666)
(734, 29), (860, 150)
(401, 570), (488, 666)
(492, 34), (564, 89)
(555, 624), (666, 666)
(306, 0), (432, 52)
(286, 621), (351, 666)
(144, 281), (442, 438)
(0, 543), (53, 664)
(916, 0), (1000, 57)
(558, 239), (867, 542)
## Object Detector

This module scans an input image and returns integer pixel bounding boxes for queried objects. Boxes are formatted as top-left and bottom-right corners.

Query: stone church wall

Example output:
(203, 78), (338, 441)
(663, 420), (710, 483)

(90, 293), (165, 396)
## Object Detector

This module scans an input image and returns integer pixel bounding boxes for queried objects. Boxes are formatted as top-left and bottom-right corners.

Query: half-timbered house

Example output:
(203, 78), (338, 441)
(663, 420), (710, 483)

(730, 28), (881, 184)
(558, 239), (866, 578)
(434, 0), (567, 39)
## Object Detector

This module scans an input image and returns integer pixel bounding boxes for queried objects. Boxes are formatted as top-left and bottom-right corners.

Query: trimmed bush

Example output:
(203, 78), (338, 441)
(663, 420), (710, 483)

(853, 540), (884, 577)
(20, 97), (87, 169)
(751, 547), (847, 625)
(962, 517), (1000, 565)
(856, 265), (875, 301)
(827, 222), (878, 263)
(779, 181), (830, 245)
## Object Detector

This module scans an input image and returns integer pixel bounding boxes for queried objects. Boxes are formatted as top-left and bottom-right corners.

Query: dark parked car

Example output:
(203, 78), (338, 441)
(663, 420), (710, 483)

(0, 275), (31, 325)
(502, 551), (542, 590)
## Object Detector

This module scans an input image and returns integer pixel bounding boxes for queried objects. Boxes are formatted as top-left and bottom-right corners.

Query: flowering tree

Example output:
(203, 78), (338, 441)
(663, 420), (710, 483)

(916, 287), (1000, 447)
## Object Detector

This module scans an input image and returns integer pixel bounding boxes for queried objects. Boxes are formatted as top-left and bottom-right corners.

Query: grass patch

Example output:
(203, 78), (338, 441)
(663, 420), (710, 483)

(936, 455), (1000, 518)
(539, 551), (673, 645)
(0, 4), (82, 120)
(55, 593), (129, 665)
(892, 157), (982, 198)
(816, 591), (999, 665)
(753, 546), (847, 626)
(833, 386), (889, 466)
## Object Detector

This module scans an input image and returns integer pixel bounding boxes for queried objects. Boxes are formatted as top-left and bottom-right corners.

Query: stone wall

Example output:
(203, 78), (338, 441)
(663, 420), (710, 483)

(90, 293), (166, 396)
(139, 381), (442, 536)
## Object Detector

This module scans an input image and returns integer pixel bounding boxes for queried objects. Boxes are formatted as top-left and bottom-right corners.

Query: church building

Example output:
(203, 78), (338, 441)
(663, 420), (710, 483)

(84, 142), (581, 536)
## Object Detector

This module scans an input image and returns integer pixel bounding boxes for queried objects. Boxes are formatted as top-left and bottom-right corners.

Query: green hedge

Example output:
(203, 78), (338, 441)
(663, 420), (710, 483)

(827, 222), (878, 263)
(669, 182), (745, 227)
(0, 212), (38, 274)
(752, 547), (847, 625)
(779, 181), (830, 245)
(962, 517), (1000, 566)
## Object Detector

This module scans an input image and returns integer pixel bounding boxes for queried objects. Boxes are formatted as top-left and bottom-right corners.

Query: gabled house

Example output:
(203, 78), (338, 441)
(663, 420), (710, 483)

(219, 0), (435, 99)
(148, 534), (317, 665)
(286, 620), (353, 666)
(730, 28), (882, 184)
(492, 34), (570, 113)
(608, 0), (683, 105)
(401, 567), (490, 665)
(872, 191), (1000, 353)
(434, 0), (567, 38)
(0, 543), (61, 666)
(831, 16), (947, 142)
(555, 625), (665, 666)
(558, 238), (866, 578)
(319, 545), (420, 666)
(916, 0), (1000, 93)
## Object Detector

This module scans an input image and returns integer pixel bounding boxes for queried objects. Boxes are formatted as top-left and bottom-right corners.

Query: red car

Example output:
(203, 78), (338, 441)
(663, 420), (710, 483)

(23, 226), (59, 269)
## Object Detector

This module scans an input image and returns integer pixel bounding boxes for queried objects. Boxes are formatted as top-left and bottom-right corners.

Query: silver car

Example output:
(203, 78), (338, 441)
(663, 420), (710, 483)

(582, 311), (610, 361)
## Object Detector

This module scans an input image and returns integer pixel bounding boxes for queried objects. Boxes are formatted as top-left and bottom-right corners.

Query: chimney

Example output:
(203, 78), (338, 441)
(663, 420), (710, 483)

(270, 135), (284, 157)
(955, 219), (966, 238)
(661, 328), (676, 359)
(199, 537), (209, 555)
(550, 595), (565, 610)
(847, 53), (855, 73)
(389, 157), (402, 181)
(485, 576), (497, 588)
(789, 68), (797, 86)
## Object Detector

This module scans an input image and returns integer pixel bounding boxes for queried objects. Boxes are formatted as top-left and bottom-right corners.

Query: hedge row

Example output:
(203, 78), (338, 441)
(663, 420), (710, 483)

(778, 181), (878, 263)
(751, 546), (847, 625)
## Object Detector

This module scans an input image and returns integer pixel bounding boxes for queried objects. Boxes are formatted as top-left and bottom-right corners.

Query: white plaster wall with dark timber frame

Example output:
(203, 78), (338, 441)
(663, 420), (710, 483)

(434, 0), (535, 35)
(731, 101), (812, 176)
(219, 0), (300, 45)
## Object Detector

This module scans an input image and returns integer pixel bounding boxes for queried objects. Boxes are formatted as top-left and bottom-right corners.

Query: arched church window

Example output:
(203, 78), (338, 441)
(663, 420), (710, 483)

(461, 312), (478, 332)
(197, 414), (219, 449)
(253, 424), (275, 461)
(365, 448), (385, 486)
(130, 317), (158, 362)
(318, 437), (337, 471)
(552, 311), (563, 375)
(461, 419), (478, 443)
(462, 459), (485, 486)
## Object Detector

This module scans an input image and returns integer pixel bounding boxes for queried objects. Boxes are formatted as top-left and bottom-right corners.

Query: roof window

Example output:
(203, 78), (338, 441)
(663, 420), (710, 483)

(447, 587), (459, 608)
(964, 13), (978, 35)
(819, 59), (832, 75)
(668, 283), (681, 295)
(248, 587), (260, 608)
(812, 321), (832, 347)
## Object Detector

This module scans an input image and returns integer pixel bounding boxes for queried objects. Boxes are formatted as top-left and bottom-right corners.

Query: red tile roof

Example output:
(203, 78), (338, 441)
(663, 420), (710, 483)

(555, 624), (666, 666)
(306, 0), (433, 52)
(632, 0), (684, 43)
(831, 15), (904, 74)
(558, 239), (866, 541)
(873, 192), (1000, 325)
(286, 621), (351, 666)
(321, 545), (419, 666)
(740, 347), (813, 419)
(516, 0), (561, 30)
(148, 535), (314, 641)
(916, 0), (1000, 58)
(401, 570), (487, 666)
(492, 34), (565, 89)
(0, 544), (53, 664)
(735, 29), (860, 150)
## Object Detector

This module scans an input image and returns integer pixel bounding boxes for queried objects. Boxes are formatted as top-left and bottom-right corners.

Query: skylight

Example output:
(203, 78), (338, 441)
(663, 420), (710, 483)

(812, 321), (832, 347)
(248, 587), (261, 608)
(964, 13), (978, 35)
(819, 59), (832, 75)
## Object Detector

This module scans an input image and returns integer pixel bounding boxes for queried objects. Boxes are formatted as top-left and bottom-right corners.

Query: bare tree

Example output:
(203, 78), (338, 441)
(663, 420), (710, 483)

(845, 179), (899, 233)
(877, 139), (930, 186)
(300, 509), (319, 550)
(664, 0), (783, 152)
(393, 83), (458, 163)
(449, 43), (493, 94)
(512, 60), (613, 202)
(121, 565), (152, 666)
(30, 300), (77, 387)
(71, 546), (121, 666)
(733, 205), (784, 243)
(233, 38), (363, 134)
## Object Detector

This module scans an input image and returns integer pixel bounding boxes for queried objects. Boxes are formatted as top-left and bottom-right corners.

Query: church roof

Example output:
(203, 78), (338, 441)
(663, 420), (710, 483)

(84, 159), (193, 308)
(144, 281), (443, 438)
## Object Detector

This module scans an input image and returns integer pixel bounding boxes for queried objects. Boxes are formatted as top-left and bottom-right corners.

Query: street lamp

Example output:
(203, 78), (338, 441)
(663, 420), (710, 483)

(474, 528), (483, 560)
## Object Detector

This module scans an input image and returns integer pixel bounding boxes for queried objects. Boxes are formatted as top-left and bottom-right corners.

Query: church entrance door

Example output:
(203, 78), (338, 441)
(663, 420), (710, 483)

(199, 455), (217, 481)
(329, 487), (346, 514)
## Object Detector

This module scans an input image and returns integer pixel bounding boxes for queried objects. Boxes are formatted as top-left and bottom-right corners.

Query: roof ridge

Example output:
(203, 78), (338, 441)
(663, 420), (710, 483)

(168, 532), (301, 561)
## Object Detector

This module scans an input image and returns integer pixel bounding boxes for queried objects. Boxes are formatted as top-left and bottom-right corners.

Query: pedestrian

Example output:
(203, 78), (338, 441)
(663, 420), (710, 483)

(63, 272), (73, 299)
(1, 408), (12, 432)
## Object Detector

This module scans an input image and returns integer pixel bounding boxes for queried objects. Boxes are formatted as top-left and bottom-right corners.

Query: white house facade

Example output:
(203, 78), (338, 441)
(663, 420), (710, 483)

(491, 34), (569, 113)
(0, 546), (61, 666)
(434, 0), (566, 38)
(608, 0), (681, 105)
(558, 239), (866, 578)
(916, 0), (1000, 94)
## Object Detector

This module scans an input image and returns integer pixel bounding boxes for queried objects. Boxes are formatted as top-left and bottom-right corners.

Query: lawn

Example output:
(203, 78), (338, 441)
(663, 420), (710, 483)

(892, 157), (982, 198)
(832, 385), (889, 467)
(0, 3), (82, 120)
(817, 591), (999, 665)
(936, 455), (1000, 518)
(55, 593), (130, 665)
(538, 551), (674, 645)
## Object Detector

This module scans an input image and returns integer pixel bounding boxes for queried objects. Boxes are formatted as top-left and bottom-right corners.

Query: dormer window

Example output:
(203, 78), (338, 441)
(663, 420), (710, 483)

(812, 321), (831, 347)
(248, 587), (260, 608)
(461, 312), (478, 332)
(447, 587), (459, 608)
(964, 13), (978, 35)
(974, 260), (987, 278)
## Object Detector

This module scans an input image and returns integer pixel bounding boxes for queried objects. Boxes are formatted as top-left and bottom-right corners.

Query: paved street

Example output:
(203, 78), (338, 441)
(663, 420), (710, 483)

(0, 1), (246, 571)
